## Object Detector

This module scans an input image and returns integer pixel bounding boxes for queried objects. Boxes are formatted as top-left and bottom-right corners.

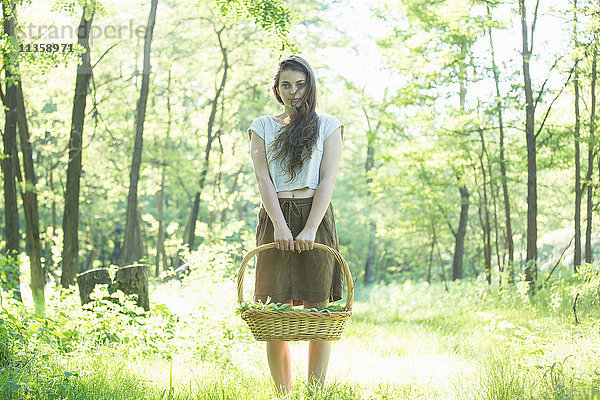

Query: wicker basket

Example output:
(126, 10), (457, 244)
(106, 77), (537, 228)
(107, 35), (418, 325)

(237, 242), (354, 341)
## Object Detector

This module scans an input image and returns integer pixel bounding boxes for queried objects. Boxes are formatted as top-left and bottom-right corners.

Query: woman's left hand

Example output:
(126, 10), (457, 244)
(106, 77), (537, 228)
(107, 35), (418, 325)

(294, 227), (317, 252)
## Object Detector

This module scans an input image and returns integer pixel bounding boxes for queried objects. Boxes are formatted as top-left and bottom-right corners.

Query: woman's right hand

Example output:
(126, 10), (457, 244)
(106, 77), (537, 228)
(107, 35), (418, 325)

(273, 222), (295, 251)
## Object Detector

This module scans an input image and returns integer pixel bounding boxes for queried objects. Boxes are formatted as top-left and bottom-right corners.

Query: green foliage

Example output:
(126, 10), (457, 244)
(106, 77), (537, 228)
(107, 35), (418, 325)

(48, 284), (179, 357)
(50, 0), (107, 18)
(214, 0), (297, 52)
(0, 250), (599, 399)
(573, 263), (600, 307)
(237, 299), (346, 314)
(0, 253), (21, 298)
(0, 296), (28, 366)
(178, 240), (242, 281)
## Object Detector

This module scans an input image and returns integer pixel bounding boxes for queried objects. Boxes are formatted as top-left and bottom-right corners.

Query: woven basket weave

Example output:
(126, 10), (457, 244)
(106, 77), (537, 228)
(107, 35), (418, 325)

(237, 242), (354, 341)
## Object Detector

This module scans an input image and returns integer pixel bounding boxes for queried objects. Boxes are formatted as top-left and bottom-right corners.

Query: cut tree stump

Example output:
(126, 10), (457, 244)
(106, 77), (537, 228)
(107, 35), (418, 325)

(76, 268), (111, 305)
(114, 264), (150, 311)
(76, 264), (150, 311)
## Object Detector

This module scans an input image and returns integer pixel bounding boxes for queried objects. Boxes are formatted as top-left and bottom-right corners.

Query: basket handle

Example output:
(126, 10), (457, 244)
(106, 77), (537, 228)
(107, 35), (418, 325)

(237, 242), (354, 312)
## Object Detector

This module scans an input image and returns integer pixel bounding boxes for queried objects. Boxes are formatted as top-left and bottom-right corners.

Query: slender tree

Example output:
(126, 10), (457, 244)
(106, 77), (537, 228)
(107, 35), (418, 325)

(362, 102), (380, 284)
(61, 4), (95, 287)
(584, 38), (597, 264)
(591, 37), (598, 263)
(155, 70), (171, 276)
(16, 81), (45, 315)
(486, 3), (514, 282)
(120, 0), (159, 265)
(0, 0), (47, 314)
(1, 0), (21, 299)
(519, 0), (538, 292)
(477, 127), (492, 284)
(184, 26), (228, 251)
(452, 40), (470, 281)
(573, 0), (582, 270)
(452, 184), (469, 280)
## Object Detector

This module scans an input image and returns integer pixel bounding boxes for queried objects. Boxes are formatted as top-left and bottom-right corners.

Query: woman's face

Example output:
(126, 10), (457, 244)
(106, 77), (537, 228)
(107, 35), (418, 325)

(277, 69), (307, 110)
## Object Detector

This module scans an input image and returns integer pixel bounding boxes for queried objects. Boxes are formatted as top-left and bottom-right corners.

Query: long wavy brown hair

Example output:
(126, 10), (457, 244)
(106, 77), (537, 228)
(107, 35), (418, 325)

(270, 55), (319, 182)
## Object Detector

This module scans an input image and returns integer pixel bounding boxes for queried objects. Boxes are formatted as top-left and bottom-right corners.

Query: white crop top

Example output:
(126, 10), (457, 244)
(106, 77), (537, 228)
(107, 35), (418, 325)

(248, 114), (343, 192)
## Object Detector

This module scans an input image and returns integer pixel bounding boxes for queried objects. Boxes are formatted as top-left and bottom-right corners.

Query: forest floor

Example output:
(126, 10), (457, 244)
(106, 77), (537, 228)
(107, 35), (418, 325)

(2, 247), (600, 399)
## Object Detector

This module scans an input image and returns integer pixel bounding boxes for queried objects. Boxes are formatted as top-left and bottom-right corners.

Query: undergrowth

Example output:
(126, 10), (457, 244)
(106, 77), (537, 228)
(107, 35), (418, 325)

(0, 244), (599, 399)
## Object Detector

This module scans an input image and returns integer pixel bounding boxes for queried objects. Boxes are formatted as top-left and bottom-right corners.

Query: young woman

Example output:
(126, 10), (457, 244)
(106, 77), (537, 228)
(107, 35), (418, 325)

(247, 55), (344, 395)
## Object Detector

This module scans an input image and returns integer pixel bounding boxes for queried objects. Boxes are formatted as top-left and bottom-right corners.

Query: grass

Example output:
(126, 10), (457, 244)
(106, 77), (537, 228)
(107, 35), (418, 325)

(2, 245), (600, 399)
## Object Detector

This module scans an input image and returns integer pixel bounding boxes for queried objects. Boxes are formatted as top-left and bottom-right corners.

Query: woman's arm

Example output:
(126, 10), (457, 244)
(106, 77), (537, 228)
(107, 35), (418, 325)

(294, 127), (343, 251)
(249, 130), (296, 251)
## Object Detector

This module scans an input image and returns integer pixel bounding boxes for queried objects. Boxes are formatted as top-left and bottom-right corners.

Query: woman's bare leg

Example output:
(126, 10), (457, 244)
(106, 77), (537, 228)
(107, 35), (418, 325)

(267, 341), (291, 394)
(304, 300), (331, 392)
(266, 299), (293, 394)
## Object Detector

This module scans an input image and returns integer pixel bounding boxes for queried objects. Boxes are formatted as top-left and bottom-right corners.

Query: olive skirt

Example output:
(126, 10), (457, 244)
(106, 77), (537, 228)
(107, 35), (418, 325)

(254, 197), (343, 306)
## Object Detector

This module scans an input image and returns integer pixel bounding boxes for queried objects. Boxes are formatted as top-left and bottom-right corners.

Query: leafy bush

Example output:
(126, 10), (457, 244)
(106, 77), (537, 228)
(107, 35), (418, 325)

(0, 253), (21, 299)
(0, 295), (27, 366)
(572, 263), (600, 312)
(48, 284), (179, 358)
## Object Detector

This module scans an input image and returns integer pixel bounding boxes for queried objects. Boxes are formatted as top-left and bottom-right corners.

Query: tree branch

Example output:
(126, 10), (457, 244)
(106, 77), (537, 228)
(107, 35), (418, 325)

(538, 234), (574, 291)
(92, 41), (123, 69)
(533, 57), (560, 110)
(535, 62), (575, 139)
(530, 0), (541, 54)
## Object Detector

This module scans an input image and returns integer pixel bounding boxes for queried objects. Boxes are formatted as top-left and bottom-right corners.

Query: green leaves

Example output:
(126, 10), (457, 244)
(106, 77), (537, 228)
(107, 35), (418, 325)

(237, 300), (346, 314)
(213, 0), (296, 52)
(51, 0), (107, 18)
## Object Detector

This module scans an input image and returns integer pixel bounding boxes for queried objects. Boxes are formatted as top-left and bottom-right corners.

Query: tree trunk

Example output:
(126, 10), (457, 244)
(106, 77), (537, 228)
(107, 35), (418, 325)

(490, 167), (502, 287)
(435, 225), (449, 292)
(585, 40), (597, 264)
(185, 27), (228, 250)
(478, 128), (492, 285)
(77, 265), (149, 311)
(487, 5), (514, 282)
(1, 0), (21, 300)
(427, 220), (435, 284)
(451, 40), (469, 282)
(185, 192), (202, 250)
(155, 70), (171, 277)
(121, 0), (158, 266)
(458, 41), (467, 110)
(573, 0), (582, 270)
(591, 38), (598, 263)
(111, 228), (122, 265)
(155, 185), (166, 276)
(114, 264), (149, 311)
(574, 70), (582, 269)
(362, 105), (378, 285)
(452, 185), (469, 280)
(16, 80), (45, 315)
(50, 169), (56, 236)
(61, 6), (94, 288)
(76, 268), (111, 305)
(519, 0), (538, 293)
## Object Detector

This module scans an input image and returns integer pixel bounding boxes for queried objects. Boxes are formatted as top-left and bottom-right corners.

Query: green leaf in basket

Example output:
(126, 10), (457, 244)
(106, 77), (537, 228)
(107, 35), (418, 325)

(236, 300), (346, 314)
(323, 303), (345, 312)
